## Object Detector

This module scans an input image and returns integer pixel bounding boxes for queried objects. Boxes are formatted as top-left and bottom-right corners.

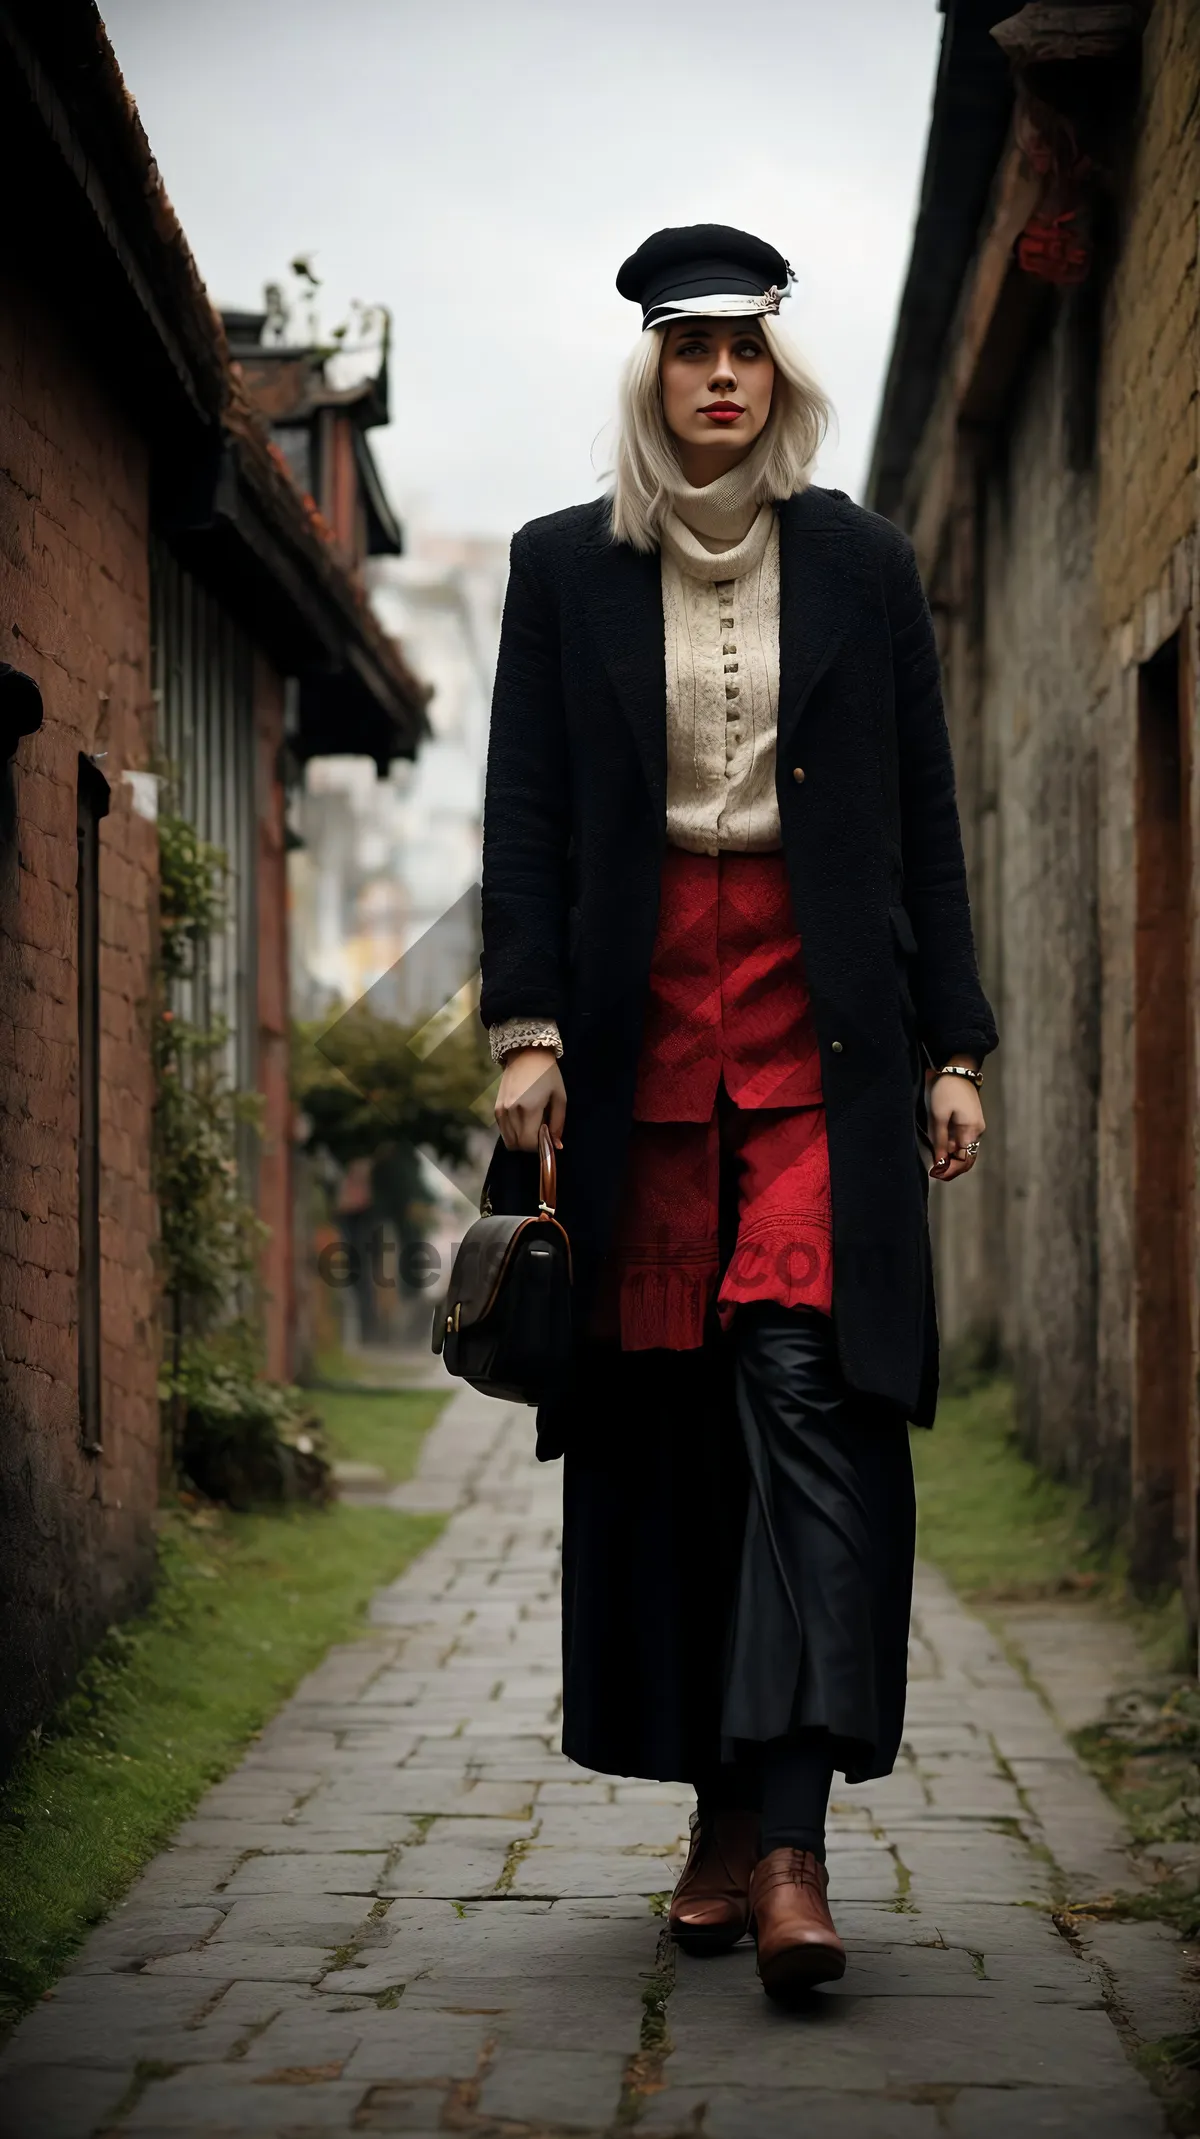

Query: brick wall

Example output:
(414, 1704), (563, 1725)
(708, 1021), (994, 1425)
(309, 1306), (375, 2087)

(0, 272), (160, 1763)
(1094, 0), (1200, 633)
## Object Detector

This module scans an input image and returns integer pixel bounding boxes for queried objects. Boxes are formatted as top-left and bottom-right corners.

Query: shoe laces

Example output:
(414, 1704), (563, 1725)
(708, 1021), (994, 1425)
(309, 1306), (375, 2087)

(791, 1849), (825, 1890)
(758, 1847), (825, 1894)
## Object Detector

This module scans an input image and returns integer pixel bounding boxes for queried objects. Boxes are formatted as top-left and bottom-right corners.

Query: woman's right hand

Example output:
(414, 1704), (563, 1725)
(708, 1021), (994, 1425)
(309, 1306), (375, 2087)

(494, 1047), (567, 1152)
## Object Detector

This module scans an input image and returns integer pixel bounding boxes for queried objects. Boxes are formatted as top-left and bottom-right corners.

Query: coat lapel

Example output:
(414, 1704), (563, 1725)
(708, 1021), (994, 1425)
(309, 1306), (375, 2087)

(577, 527), (667, 815)
(776, 488), (867, 754)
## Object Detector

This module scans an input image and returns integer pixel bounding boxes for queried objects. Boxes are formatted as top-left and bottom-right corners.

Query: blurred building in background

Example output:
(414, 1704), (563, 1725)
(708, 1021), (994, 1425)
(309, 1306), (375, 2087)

(287, 533), (507, 1352)
(289, 531), (505, 1019)
(223, 282), (403, 573)
(869, 0), (1199, 1604)
(224, 260), (509, 1361)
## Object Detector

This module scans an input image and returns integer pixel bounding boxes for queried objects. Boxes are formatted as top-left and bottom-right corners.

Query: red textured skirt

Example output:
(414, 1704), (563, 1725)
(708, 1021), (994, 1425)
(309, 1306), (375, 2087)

(597, 848), (833, 1350)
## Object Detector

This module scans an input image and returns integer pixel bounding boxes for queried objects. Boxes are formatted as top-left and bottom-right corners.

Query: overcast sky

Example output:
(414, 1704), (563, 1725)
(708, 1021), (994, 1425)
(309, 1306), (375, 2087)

(103, 0), (940, 540)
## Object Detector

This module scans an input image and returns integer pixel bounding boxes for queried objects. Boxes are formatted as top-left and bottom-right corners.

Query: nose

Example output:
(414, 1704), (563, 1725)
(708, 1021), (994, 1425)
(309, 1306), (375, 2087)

(707, 350), (736, 392)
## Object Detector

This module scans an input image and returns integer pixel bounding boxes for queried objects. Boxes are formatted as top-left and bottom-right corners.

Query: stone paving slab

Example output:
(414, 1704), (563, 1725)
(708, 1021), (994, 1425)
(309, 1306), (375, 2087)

(639, 2090), (943, 2137)
(947, 2092), (1167, 2139)
(0, 1384), (1187, 2138)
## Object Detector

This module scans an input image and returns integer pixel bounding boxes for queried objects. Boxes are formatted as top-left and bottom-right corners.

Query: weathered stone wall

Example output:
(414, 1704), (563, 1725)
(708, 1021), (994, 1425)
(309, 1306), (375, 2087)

(933, 0), (1200, 1543)
(0, 272), (161, 1765)
(973, 317), (1110, 1497)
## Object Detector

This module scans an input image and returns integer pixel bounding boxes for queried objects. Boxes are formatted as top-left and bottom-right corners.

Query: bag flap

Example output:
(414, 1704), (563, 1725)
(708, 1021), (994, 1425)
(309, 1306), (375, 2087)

(445, 1213), (538, 1332)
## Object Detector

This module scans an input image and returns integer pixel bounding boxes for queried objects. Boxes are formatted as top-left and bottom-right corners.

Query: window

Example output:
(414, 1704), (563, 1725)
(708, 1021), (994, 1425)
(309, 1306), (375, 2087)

(151, 539), (259, 1114)
(272, 423), (313, 499)
(77, 753), (109, 1450)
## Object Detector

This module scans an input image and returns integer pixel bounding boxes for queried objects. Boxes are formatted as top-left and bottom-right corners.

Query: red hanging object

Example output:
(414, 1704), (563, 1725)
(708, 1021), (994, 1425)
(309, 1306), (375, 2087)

(992, 6), (1146, 290)
(1017, 209), (1091, 285)
(1013, 100), (1096, 283)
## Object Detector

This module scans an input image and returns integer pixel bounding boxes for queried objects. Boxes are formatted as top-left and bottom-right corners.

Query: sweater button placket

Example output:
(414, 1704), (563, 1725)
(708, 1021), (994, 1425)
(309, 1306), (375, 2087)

(719, 580), (740, 767)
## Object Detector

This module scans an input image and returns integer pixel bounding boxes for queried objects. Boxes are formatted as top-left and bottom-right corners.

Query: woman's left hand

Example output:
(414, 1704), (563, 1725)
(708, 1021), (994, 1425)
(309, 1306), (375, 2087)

(927, 1069), (985, 1182)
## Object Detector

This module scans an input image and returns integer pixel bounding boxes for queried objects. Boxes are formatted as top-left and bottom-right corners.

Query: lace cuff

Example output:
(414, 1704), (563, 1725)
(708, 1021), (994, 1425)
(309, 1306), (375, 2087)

(489, 1017), (564, 1066)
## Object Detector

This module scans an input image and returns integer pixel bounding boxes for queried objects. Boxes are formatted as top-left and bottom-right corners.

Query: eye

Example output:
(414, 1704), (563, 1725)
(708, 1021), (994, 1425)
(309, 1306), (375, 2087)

(734, 340), (765, 359)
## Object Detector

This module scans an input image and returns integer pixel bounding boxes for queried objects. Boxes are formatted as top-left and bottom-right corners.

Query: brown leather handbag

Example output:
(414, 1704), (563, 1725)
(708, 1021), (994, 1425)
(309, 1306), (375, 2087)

(431, 1123), (572, 1404)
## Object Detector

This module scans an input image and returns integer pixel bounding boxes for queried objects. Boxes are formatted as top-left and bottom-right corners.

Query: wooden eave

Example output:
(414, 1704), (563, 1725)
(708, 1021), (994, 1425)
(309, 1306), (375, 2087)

(230, 349), (389, 431)
(865, 0), (1017, 523)
(353, 430), (405, 558)
(903, 143), (1051, 581)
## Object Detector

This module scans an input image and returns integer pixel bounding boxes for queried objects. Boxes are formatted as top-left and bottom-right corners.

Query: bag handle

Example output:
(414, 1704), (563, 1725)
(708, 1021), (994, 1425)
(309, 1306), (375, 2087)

(537, 1121), (557, 1216)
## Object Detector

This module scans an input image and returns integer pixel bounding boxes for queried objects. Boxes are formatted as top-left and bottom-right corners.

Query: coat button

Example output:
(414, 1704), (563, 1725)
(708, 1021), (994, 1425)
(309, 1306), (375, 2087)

(792, 766), (806, 784)
(831, 1040), (844, 1054)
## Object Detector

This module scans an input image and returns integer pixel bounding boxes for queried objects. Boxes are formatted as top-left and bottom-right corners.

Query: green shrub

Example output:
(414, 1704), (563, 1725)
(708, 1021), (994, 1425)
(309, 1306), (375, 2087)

(166, 1333), (332, 1508)
(155, 809), (328, 1503)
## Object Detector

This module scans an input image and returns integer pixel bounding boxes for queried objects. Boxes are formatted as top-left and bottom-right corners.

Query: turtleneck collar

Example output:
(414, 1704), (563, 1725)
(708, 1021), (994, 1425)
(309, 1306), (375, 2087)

(660, 501), (775, 582)
(663, 448), (764, 544)
(658, 423), (784, 579)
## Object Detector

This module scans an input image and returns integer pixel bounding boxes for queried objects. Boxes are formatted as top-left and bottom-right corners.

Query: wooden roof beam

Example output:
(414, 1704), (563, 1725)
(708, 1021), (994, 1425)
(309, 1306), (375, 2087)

(908, 140), (1045, 581)
(991, 4), (1143, 67)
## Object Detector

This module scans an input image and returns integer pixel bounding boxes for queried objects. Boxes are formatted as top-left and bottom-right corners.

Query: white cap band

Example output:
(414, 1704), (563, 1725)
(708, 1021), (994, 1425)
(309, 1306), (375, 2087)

(643, 284), (790, 332)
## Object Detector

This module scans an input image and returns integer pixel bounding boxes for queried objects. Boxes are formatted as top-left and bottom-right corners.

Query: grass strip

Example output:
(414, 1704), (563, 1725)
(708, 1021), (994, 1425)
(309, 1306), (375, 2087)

(314, 1384), (446, 1486)
(911, 1374), (1118, 1600)
(0, 1390), (446, 2030)
(915, 1374), (1182, 1646)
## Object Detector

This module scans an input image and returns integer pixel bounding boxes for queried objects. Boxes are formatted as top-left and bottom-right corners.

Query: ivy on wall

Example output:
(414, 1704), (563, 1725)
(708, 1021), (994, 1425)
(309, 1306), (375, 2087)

(154, 812), (328, 1505)
(155, 814), (263, 1350)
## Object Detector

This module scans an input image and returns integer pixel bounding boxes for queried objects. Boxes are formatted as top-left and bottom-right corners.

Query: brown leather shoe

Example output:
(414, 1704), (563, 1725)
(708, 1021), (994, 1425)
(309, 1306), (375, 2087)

(669, 1809), (760, 1953)
(750, 1847), (846, 1998)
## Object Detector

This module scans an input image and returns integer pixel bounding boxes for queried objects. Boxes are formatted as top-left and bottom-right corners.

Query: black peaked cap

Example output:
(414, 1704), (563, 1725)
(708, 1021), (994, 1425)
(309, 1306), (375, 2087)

(616, 224), (789, 323)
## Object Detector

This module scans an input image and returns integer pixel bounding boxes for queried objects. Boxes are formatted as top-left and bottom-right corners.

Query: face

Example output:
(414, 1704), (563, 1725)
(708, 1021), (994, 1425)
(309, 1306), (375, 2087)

(658, 317), (775, 479)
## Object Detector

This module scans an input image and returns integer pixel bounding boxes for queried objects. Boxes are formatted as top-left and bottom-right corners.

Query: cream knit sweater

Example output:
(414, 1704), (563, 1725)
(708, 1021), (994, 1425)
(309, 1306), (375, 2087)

(659, 494), (781, 857)
(490, 460), (784, 1065)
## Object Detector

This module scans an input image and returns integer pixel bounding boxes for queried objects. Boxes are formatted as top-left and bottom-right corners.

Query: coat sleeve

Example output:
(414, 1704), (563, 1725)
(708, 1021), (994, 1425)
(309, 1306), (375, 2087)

(886, 533), (998, 1066)
(479, 528), (571, 1033)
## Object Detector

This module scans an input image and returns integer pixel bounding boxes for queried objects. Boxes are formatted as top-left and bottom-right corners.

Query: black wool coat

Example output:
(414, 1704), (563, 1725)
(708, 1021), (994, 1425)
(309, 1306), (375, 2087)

(479, 485), (998, 1440)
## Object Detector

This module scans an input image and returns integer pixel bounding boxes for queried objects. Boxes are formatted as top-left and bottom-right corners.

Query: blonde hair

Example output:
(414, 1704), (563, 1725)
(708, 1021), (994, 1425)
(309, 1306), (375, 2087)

(608, 314), (832, 552)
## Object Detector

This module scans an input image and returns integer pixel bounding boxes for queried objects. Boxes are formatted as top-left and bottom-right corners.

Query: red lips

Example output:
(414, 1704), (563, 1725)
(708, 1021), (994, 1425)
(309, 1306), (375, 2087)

(700, 401), (745, 425)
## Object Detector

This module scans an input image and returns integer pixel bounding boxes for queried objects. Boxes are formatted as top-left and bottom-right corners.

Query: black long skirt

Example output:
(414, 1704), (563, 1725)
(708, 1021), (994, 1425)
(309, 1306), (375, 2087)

(559, 1308), (916, 1788)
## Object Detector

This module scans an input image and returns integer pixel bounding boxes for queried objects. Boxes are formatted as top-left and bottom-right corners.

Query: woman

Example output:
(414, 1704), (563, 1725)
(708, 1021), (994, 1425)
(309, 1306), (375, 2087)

(480, 224), (995, 2002)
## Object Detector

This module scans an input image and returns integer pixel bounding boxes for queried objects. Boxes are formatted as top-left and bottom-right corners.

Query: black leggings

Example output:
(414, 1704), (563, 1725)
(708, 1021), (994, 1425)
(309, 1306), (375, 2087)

(695, 1733), (835, 1861)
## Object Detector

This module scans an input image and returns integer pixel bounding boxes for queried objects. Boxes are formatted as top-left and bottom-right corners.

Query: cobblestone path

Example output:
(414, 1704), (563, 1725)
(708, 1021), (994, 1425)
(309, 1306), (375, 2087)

(0, 1387), (1184, 2138)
